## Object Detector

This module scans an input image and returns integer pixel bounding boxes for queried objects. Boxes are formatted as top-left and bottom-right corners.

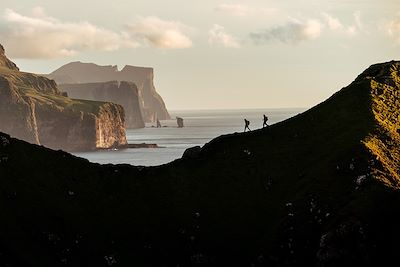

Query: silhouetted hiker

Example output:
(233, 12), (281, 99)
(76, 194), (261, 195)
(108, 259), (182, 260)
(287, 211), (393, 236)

(263, 114), (269, 128)
(156, 119), (162, 128)
(244, 119), (251, 132)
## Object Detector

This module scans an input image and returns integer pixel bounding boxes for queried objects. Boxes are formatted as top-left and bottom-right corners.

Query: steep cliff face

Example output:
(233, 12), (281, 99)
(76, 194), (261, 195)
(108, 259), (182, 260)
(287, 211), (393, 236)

(1, 61), (400, 266)
(47, 61), (171, 122)
(0, 45), (127, 151)
(96, 103), (127, 148)
(121, 65), (170, 122)
(59, 81), (145, 129)
(0, 76), (38, 144)
(30, 100), (127, 151)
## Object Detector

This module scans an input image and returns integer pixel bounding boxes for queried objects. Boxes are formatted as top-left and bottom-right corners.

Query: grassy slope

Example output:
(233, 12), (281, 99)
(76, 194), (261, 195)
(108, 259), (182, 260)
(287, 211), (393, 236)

(0, 66), (107, 114)
(363, 63), (400, 185)
(1, 62), (400, 266)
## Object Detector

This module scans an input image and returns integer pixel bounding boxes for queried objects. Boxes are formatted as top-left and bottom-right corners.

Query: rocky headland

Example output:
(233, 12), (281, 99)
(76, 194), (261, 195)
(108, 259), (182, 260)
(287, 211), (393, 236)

(0, 61), (400, 266)
(0, 45), (127, 151)
(47, 62), (171, 123)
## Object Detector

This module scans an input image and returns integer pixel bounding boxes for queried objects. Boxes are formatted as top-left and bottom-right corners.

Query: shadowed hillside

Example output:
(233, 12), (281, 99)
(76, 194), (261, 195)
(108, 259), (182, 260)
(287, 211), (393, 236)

(0, 61), (400, 266)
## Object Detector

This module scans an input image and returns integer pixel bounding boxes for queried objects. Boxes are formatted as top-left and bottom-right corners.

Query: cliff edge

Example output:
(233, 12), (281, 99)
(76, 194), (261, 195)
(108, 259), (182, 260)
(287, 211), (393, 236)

(0, 45), (127, 151)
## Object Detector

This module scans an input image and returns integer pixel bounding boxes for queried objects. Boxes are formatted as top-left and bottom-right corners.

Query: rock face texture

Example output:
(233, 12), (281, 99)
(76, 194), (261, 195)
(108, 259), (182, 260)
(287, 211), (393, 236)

(1, 61), (400, 266)
(0, 45), (127, 151)
(0, 44), (19, 71)
(47, 62), (171, 123)
(59, 81), (145, 129)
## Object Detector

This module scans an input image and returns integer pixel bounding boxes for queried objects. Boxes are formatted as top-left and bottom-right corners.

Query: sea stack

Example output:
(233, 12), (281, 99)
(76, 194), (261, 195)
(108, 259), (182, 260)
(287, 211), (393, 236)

(176, 117), (184, 128)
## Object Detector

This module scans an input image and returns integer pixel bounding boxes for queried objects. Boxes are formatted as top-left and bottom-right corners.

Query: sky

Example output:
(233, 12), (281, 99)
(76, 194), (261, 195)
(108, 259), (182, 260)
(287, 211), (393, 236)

(0, 0), (399, 110)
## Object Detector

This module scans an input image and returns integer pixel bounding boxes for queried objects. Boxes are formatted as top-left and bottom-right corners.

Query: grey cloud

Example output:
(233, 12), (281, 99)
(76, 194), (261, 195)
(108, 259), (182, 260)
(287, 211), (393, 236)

(250, 18), (323, 45)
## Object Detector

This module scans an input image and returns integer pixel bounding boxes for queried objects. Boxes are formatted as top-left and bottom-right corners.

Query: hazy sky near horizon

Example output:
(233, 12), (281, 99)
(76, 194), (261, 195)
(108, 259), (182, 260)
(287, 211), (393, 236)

(0, 0), (399, 110)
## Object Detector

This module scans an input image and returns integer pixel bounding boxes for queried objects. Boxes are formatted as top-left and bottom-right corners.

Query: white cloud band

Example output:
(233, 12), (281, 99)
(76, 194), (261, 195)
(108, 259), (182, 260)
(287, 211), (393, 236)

(0, 8), (193, 59)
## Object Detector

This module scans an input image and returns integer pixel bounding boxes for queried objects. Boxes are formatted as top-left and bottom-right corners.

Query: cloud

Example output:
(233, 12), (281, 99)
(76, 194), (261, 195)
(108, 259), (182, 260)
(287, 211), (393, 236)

(208, 24), (240, 48)
(386, 17), (400, 44)
(321, 13), (343, 30)
(0, 8), (192, 59)
(321, 12), (364, 36)
(215, 3), (277, 17)
(250, 18), (323, 45)
(0, 8), (137, 59)
(125, 16), (192, 49)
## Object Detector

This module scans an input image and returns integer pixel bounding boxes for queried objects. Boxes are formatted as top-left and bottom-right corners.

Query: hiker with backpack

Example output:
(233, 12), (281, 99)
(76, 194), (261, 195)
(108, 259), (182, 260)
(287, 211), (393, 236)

(263, 114), (269, 128)
(244, 119), (251, 132)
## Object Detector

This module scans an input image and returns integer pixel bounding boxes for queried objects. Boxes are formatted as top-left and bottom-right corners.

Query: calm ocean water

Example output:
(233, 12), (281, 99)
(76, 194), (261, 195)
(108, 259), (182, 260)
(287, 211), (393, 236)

(74, 108), (305, 166)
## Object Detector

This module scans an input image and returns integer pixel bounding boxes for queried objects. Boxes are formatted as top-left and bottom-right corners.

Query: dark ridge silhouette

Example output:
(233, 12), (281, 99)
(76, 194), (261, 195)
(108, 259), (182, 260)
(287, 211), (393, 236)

(0, 61), (400, 266)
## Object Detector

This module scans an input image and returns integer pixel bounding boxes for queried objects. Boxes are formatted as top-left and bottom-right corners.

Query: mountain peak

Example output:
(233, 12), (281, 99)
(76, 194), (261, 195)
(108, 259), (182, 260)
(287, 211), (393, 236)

(355, 61), (400, 87)
(0, 44), (19, 71)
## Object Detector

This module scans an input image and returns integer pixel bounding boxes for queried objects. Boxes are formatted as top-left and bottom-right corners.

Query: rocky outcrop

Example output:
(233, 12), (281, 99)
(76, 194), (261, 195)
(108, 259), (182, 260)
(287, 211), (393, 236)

(0, 45), (127, 151)
(59, 81), (145, 129)
(47, 61), (171, 122)
(0, 44), (19, 71)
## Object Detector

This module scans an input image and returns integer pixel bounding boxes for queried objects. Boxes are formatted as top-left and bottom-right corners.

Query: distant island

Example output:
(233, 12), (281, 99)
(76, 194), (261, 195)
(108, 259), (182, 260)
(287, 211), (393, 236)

(46, 61), (171, 127)
(0, 59), (400, 266)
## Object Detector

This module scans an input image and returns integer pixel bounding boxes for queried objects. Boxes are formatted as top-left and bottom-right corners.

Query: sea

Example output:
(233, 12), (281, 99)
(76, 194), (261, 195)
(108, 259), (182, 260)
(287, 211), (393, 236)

(74, 108), (305, 166)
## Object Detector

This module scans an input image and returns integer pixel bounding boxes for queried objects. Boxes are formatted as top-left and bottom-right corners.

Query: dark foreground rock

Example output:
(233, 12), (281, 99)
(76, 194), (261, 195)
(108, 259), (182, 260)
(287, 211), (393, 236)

(182, 146), (201, 159)
(0, 61), (400, 266)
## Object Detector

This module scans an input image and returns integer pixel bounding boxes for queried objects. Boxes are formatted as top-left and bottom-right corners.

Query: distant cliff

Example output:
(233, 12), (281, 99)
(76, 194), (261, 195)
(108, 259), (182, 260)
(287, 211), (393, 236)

(47, 62), (171, 122)
(59, 81), (145, 129)
(0, 45), (127, 151)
